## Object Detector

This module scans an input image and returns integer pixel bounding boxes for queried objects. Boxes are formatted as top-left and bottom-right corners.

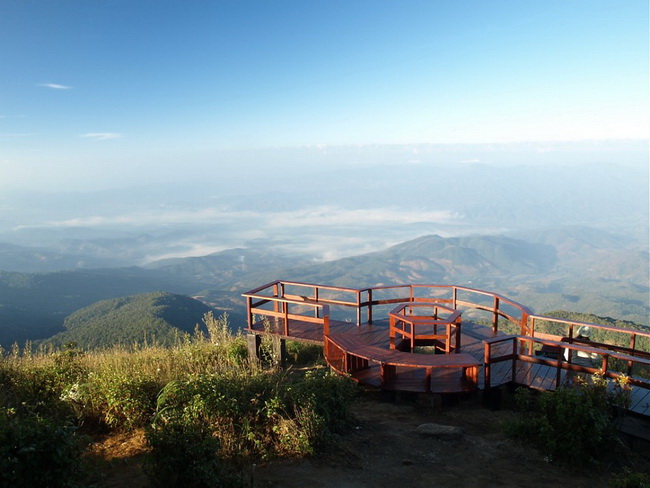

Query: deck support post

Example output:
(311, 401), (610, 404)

(279, 338), (287, 368)
(247, 333), (262, 362)
(484, 341), (491, 389)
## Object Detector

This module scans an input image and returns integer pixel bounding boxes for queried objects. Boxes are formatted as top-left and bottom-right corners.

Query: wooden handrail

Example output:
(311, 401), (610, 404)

(484, 335), (650, 390)
(244, 281), (648, 357)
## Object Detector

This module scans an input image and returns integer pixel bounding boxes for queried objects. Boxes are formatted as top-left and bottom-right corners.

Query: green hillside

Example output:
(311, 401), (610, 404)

(44, 292), (214, 349)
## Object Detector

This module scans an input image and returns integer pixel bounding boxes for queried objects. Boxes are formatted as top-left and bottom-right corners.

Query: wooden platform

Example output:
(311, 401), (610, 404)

(248, 316), (650, 416)
(243, 281), (650, 416)
(250, 316), (502, 394)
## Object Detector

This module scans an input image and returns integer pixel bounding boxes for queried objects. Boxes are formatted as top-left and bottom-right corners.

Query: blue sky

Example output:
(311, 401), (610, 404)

(1, 0), (648, 190)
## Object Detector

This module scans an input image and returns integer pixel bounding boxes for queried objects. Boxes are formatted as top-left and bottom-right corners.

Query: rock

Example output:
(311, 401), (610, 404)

(415, 423), (464, 440)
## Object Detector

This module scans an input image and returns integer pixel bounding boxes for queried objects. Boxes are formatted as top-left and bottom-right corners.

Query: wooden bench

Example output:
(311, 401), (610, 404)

(325, 332), (481, 393)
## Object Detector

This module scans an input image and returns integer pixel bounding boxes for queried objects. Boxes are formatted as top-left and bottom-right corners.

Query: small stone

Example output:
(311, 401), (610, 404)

(415, 423), (464, 440)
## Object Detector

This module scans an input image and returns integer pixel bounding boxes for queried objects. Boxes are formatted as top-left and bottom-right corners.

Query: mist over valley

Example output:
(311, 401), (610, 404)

(0, 144), (648, 348)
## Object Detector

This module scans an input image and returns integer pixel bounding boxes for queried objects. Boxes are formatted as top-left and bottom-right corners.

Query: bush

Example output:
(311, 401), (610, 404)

(145, 420), (242, 488)
(505, 372), (630, 467)
(87, 372), (160, 430)
(285, 369), (356, 443)
(152, 368), (357, 461)
(0, 408), (89, 488)
(610, 467), (650, 488)
(0, 361), (77, 423)
(285, 341), (324, 366)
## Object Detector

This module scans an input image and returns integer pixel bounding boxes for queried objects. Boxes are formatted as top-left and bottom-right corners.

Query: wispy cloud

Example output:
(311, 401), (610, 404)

(80, 132), (122, 140)
(39, 83), (73, 90)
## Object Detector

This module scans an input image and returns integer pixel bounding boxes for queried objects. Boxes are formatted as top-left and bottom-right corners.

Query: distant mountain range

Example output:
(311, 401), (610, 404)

(0, 228), (647, 348)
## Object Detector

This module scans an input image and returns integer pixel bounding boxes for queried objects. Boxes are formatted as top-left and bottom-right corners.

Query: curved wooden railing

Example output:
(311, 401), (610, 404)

(243, 280), (534, 336)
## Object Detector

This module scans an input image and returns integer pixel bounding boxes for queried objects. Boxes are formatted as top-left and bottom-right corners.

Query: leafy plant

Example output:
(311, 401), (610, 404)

(505, 372), (631, 467)
(609, 467), (650, 488)
(145, 420), (242, 488)
(88, 372), (160, 430)
(0, 408), (89, 488)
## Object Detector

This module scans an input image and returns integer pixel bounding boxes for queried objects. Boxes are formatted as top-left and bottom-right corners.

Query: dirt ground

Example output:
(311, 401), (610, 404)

(88, 389), (650, 488)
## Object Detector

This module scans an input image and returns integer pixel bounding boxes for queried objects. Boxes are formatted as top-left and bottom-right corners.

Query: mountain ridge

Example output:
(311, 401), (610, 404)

(0, 229), (647, 348)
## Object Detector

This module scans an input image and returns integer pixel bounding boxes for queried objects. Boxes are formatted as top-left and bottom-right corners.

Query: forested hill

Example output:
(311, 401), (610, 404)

(43, 292), (214, 349)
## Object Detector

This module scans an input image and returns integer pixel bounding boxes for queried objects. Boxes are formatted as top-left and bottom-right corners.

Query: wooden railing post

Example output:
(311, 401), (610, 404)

(556, 348), (563, 389)
(389, 314), (396, 349)
(484, 341), (491, 389)
(452, 287), (458, 310)
(368, 288), (373, 324)
(527, 315), (534, 355)
(511, 338), (518, 384)
(246, 296), (253, 330)
(629, 334), (637, 375)
(356, 291), (361, 326)
(283, 301), (289, 336)
(323, 305), (330, 337)
(492, 296), (499, 333)
(273, 283), (280, 314)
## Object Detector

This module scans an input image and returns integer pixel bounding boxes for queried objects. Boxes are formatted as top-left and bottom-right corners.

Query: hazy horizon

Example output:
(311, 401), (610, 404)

(1, 1), (648, 266)
(2, 1), (648, 193)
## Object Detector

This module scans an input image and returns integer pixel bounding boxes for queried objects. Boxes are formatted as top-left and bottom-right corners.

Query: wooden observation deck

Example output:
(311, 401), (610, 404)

(243, 281), (650, 416)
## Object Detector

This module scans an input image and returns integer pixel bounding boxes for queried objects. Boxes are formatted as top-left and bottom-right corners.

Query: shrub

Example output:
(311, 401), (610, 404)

(505, 372), (630, 467)
(88, 372), (160, 430)
(145, 420), (242, 488)
(0, 360), (77, 423)
(284, 369), (356, 444)
(609, 467), (650, 488)
(152, 368), (357, 461)
(285, 341), (324, 366)
(0, 408), (89, 488)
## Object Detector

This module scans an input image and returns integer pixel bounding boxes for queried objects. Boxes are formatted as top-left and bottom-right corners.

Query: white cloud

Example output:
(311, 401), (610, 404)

(80, 133), (122, 140)
(16, 205), (456, 233)
(266, 206), (456, 228)
(39, 83), (73, 90)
